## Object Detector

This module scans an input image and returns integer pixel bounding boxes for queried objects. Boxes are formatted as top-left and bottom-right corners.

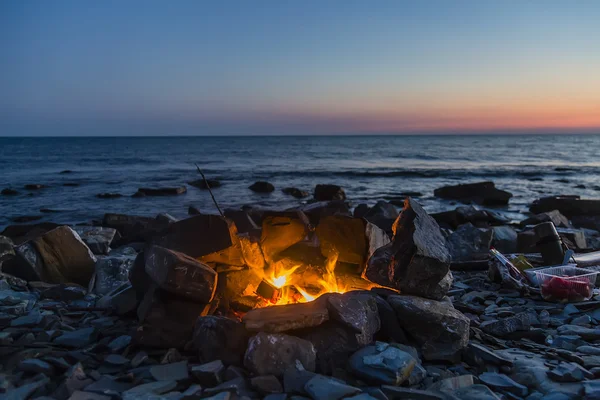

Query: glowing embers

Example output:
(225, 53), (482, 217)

(256, 251), (348, 307)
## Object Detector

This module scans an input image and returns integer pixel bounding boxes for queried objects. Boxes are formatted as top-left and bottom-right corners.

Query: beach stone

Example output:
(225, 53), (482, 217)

(282, 187), (309, 198)
(133, 186), (187, 196)
(363, 200), (399, 235)
(192, 360), (225, 387)
(434, 181), (512, 206)
(453, 384), (501, 400)
(479, 372), (528, 397)
(203, 377), (251, 397)
(72, 226), (118, 255)
(326, 292), (380, 346)
(558, 325), (600, 340)
(480, 312), (531, 337)
(283, 360), (316, 395)
(70, 392), (112, 400)
(54, 327), (96, 347)
(122, 380), (177, 399)
(144, 244), (217, 303)
(367, 198), (451, 300)
(40, 283), (86, 301)
(193, 316), (250, 366)
(578, 346), (600, 356)
(1, 377), (50, 400)
(491, 226), (518, 253)
(314, 184), (346, 201)
(521, 210), (572, 229)
(0, 235), (15, 263)
(304, 374), (361, 400)
(1, 188), (19, 195)
(530, 196), (600, 217)
(389, 295), (469, 361)
(244, 332), (316, 377)
(428, 375), (474, 392)
(463, 343), (514, 367)
(243, 295), (329, 333)
(85, 376), (134, 395)
(6, 226), (96, 285)
(448, 223), (493, 261)
(548, 362), (594, 382)
(250, 375), (283, 395)
(18, 359), (54, 375)
(348, 342), (416, 385)
(150, 361), (189, 381)
(380, 386), (446, 400)
(152, 214), (232, 258)
(249, 181), (275, 193)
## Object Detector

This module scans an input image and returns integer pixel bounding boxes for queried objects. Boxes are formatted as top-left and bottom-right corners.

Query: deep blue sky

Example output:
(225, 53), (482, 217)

(1, 1), (599, 136)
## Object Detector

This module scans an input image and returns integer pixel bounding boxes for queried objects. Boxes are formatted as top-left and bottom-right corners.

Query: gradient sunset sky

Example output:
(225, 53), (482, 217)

(1, 1), (599, 136)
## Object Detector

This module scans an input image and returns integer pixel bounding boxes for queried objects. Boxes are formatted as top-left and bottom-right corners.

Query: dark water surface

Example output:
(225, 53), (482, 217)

(1, 135), (600, 229)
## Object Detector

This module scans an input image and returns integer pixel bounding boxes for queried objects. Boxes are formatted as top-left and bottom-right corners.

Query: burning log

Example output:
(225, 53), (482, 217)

(243, 296), (330, 333)
(256, 279), (282, 303)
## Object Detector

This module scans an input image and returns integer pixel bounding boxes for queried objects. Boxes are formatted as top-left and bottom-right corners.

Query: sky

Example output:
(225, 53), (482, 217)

(1, 0), (600, 136)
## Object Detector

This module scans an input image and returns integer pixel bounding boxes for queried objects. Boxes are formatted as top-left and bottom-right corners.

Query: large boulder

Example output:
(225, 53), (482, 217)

(152, 214), (232, 258)
(261, 214), (308, 263)
(0, 235), (15, 266)
(193, 316), (250, 366)
(447, 223), (493, 262)
(530, 196), (600, 217)
(363, 201), (399, 235)
(388, 295), (470, 362)
(3, 226), (96, 285)
(434, 181), (512, 206)
(102, 213), (169, 245)
(144, 245), (217, 303)
(93, 247), (137, 296)
(521, 210), (572, 229)
(244, 332), (317, 377)
(432, 205), (509, 230)
(72, 226), (118, 255)
(314, 184), (346, 202)
(364, 198), (451, 300)
(249, 181), (275, 193)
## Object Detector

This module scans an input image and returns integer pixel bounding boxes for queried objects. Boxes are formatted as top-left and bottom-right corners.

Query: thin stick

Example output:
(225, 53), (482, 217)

(195, 163), (225, 217)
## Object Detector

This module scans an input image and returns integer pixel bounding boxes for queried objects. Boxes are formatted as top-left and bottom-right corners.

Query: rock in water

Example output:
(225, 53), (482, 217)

(0, 235), (15, 264)
(249, 181), (275, 193)
(133, 186), (187, 196)
(189, 179), (221, 189)
(244, 332), (317, 377)
(193, 316), (250, 366)
(388, 295), (470, 362)
(365, 198), (451, 300)
(434, 181), (512, 206)
(5, 226), (96, 285)
(144, 245), (217, 303)
(348, 342), (416, 385)
(282, 187), (309, 198)
(314, 184), (346, 201)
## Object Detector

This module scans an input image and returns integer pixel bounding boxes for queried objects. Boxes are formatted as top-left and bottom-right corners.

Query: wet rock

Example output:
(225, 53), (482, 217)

(150, 360), (189, 381)
(93, 248), (136, 296)
(557, 325), (600, 341)
(133, 186), (187, 196)
(143, 245), (217, 303)
(547, 362), (594, 382)
(244, 332), (317, 377)
(0, 235), (15, 264)
(448, 223), (493, 261)
(122, 380), (177, 399)
(243, 296), (329, 333)
(314, 184), (346, 201)
(521, 210), (572, 229)
(11, 215), (43, 223)
(72, 226), (118, 255)
(327, 292), (380, 346)
(102, 213), (169, 245)
(5, 226), (96, 285)
(1, 377), (50, 399)
(428, 374), (474, 392)
(203, 376), (252, 397)
(152, 214), (233, 258)
(348, 342), (416, 385)
(283, 187), (309, 198)
(434, 181), (512, 206)
(250, 375), (283, 395)
(189, 178), (221, 189)
(1, 188), (19, 195)
(96, 193), (123, 199)
(380, 386), (446, 400)
(108, 335), (131, 352)
(452, 384), (501, 400)
(24, 184), (47, 190)
(353, 204), (370, 219)
(578, 346), (600, 356)
(491, 226), (518, 253)
(18, 359), (54, 375)
(249, 181), (275, 193)
(388, 295), (469, 361)
(84, 376), (134, 395)
(463, 343), (514, 367)
(193, 316), (250, 366)
(479, 372), (528, 397)
(54, 327), (96, 347)
(530, 195), (600, 217)
(480, 313), (531, 337)
(299, 200), (352, 218)
(367, 198), (451, 300)
(191, 360), (225, 387)
(304, 374), (361, 400)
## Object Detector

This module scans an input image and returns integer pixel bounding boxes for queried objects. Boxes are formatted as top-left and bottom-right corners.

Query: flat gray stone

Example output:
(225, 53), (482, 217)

(18, 359), (54, 375)
(150, 361), (189, 381)
(558, 325), (600, 340)
(578, 346), (600, 356)
(54, 327), (96, 348)
(452, 384), (501, 400)
(348, 342), (416, 385)
(304, 375), (361, 400)
(479, 372), (528, 397)
(547, 362), (593, 382)
(122, 380), (177, 399)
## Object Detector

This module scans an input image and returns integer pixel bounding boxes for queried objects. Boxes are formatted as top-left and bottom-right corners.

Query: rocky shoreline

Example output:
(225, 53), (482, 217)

(2, 181), (600, 399)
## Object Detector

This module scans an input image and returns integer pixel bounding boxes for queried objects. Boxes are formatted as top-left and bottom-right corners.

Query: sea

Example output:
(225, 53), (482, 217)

(1, 134), (600, 230)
